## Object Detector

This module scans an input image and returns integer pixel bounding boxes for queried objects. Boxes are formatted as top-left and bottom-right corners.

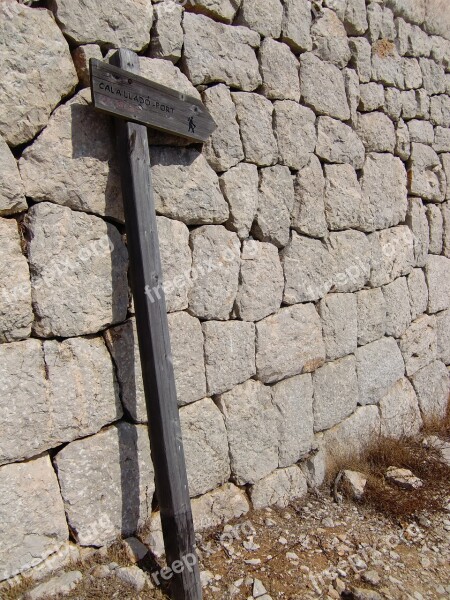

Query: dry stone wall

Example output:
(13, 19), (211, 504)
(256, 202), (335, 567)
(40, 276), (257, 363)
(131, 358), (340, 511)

(0, 0), (449, 582)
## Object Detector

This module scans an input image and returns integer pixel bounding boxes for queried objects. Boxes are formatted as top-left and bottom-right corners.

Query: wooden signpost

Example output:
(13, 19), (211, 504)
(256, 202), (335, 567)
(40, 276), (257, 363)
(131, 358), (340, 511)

(90, 50), (216, 600)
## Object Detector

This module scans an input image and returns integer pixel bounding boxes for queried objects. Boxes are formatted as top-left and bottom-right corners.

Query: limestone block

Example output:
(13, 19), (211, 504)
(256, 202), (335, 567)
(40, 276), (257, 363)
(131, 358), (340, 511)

(328, 230), (372, 293)
(425, 255), (450, 313)
(356, 112), (396, 153)
(71, 44), (103, 87)
(253, 165), (294, 248)
(274, 101), (316, 171)
(50, 0), (153, 50)
(0, 137), (26, 216)
(369, 226), (414, 287)
(272, 374), (314, 468)
(249, 466), (307, 510)
(185, 0), (242, 23)
(356, 337), (405, 405)
(157, 216), (192, 312)
(0, 455), (68, 581)
(408, 119), (434, 145)
(404, 197), (429, 268)
(149, 2), (183, 62)
(407, 268), (428, 321)
(360, 153), (408, 232)
(424, 0), (450, 41)
(382, 277), (412, 338)
(411, 360), (449, 420)
(442, 154), (450, 200)
(428, 204), (444, 256)
(217, 380), (278, 484)
(300, 53), (350, 121)
(343, 0), (368, 35)
(311, 8), (351, 68)
(259, 39), (300, 101)
(436, 309), (450, 364)
(202, 84), (244, 173)
(430, 35), (450, 69)
(343, 67), (360, 126)
(191, 483), (250, 531)
(430, 95), (450, 127)
(399, 314), (437, 376)
(324, 164), (363, 231)
(232, 92), (278, 167)
(322, 405), (381, 459)
(235, 0), (283, 37)
(292, 155), (328, 238)
(313, 355), (359, 432)
(138, 56), (201, 100)
(396, 119), (411, 161)
(359, 82), (385, 111)
(434, 127), (450, 153)
(300, 444), (326, 488)
(442, 201), (450, 257)
(220, 163), (258, 239)
(414, 88), (431, 119)
(371, 40), (404, 88)
(356, 288), (386, 346)
(151, 147), (229, 225)
(282, 233), (336, 303)
(367, 3), (395, 42)
(281, 0), (312, 52)
(349, 37), (372, 83)
(0, 1), (77, 146)
(385, 0), (425, 25)
(379, 378), (422, 439)
(396, 19), (432, 57)
(25, 203), (128, 338)
(180, 398), (230, 497)
(316, 117), (365, 169)
(256, 304), (325, 384)
(235, 240), (284, 322)
(54, 423), (154, 547)
(319, 293), (357, 360)
(19, 90), (124, 222)
(203, 320), (255, 395)
(402, 57), (423, 89)
(419, 58), (446, 95)
(384, 87), (403, 120)
(0, 219), (32, 343)
(401, 89), (419, 120)
(182, 13), (261, 90)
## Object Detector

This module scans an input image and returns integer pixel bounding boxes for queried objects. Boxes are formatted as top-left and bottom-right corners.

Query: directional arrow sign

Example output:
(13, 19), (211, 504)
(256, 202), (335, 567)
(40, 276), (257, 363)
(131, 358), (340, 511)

(89, 58), (216, 143)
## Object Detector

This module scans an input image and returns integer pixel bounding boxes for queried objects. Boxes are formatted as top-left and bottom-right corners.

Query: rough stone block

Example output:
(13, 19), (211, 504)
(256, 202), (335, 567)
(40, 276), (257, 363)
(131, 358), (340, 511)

(300, 53), (350, 121)
(343, 66), (360, 127)
(272, 374), (314, 468)
(328, 230), (372, 293)
(343, 0), (368, 35)
(407, 268), (428, 321)
(419, 58), (446, 95)
(253, 165), (294, 248)
(396, 18), (431, 57)
(0, 219), (32, 343)
(191, 483), (250, 531)
(0, 137), (26, 216)
(384, 87), (403, 120)
(235, 240), (284, 322)
(313, 355), (359, 432)
(379, 378), (422, 439)
(182, 13), (261, 90)
(443, 201), (450, 257)
(157, 216), (192, 312)
(71, 44), (103, 87)
(434, 127), (450, 153)
(25, 203), (128, 338)
(316, 116), (365, 169)
(323, 164), (362, 231)
(425, 255), (450, 313)
(369, 226), (415, 287)
(311, 8), (351, 68)
(188, 225), (240, 320)
(149, 2), (183, 62)
(385, 0), (426, 25)
(424, 0), (450, 41)
(282, 233), (336, 303)
(408, 119), (434, 144)
(396, 118), (411, 161)
(203, 320), (255, 395)
(217, 380), (278, 484)
(220, 163), (258, 239)
(0, 455), (68, 581)
(292, 155), (328, 238)
(0, 1), (77, 146)
(406, 197), (430, 267)
(359, 82), (385, 111)
(411, 360), (449, 420)
(300, 444), (326, 489)
(356, 337), (405, 405)
(430, 95), (450, 127)
(359, 152), (408, 232)
(356, 288), (386, 346)
(281, 0), (312, 52)
(274, 101), (316, 171)
(319, 293), (357, 360)
(399, 314), (437, 376)
(442, 154), (450, 200)
(371, 40), (404, 88)
(256, 304), (325, 384)
(436, 309), (450, 365)
(259, 39), (300, 101)
(151, 147), (229, 225)
(54, 422), (154, 547)
(235, 0), (283, 37)
(180, 398), (230, 497)
(202, 84), (244, 173)
(349, 37), (372, 83)
(402, 57), (423, 89)
(249, 466), (307, 510)
(322, 405), (381, 459)
(382, 276), (412, 338)
(408, 143), (446, 202)
(367, 3), (395, 42)
(19, 90), (123, 222)
(356, 112), (396, 153)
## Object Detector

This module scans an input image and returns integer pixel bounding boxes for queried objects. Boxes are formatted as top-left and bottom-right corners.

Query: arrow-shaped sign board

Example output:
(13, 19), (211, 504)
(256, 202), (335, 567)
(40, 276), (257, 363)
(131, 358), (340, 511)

(89, 58), (216, 143)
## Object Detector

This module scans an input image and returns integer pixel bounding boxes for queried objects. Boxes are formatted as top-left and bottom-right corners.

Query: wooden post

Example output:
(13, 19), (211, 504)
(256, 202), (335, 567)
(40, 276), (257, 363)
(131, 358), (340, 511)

(109, 49), (202, 600)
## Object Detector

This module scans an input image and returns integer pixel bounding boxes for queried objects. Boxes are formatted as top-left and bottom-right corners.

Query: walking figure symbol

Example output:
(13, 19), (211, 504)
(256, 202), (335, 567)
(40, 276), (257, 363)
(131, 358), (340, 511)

(188, 116), (196, 134)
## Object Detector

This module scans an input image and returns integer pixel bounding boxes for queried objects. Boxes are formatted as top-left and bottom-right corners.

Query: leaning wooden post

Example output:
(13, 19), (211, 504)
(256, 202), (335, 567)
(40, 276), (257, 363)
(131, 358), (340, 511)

(106, 49), (202, 600)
